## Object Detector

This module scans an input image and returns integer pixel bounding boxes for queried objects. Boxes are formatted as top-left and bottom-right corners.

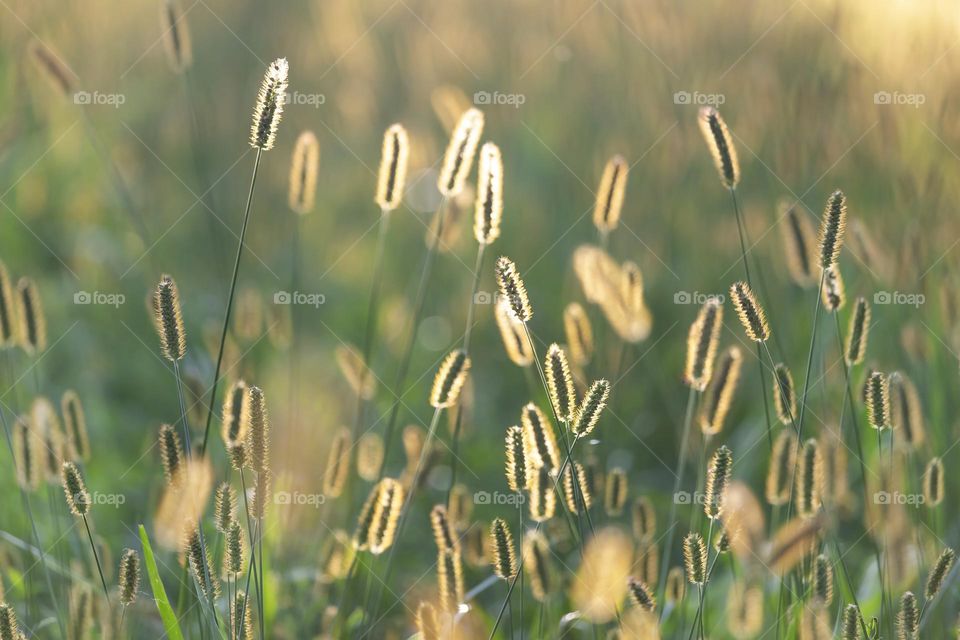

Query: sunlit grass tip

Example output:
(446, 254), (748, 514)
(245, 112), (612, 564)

(249, 58), (288, 151)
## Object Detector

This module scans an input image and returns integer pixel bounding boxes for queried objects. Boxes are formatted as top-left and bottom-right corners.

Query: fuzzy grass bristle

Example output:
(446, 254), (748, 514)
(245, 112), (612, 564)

(248, 468), (271, 520)
(437, 547), (465, 613)
(627, 576), (656, 612)
(571, 379), (610, 438)
(288, 130), (319, 214)
(523, 531), (553, 602)
(437, 108), (484, 197)
(897, 591), (919, 640)
(528, 465), (556, 522)
(118, 548), (140, 607)
(796, 438), (823, 518)
(430, 504), (458, 554)
(923, 456), (944, 507)
(17, 277), (46, 355)
(0, 262), (16, 346)
(698, 107), (740, 188)
(817, 189), (848, 270)
(154, 275), (186, 362)
(490, 518), (517, 580)
(223, 519), (245, 576)
(249, 58), (288, 150)
(375, 124), (409, 212)
(604, 468), (628, 516)
(729, 281), (770, 342)
(562, 462), (593, 514)
(845, 297), (870, 366)
(221, 380), (248, 448)
(521, 402), (560, 471)
(698, 346), (742, 435)
(563, 302), (594, 366)
(0, 602), (20, 640)
(160, 0), (193, 73)
(246, 385), (270, 472)
(353, 482), (381, 551)
(704, 445), (733, 519)
(684, 298), (723, 391)
(323, 428), (351, 498)
(821, 265), (845, 312)
(810, 554), (833, 607)
(890, 372), (925, 449)
(631, 496), (656, 543)
(780, 199), (817, 287)
(184, 526), (220, 599)
(12, 417), (39, 491)
(545, 343), (577, 423)
(61, 390), (90, 461)
(495, 256), (533, 322)
(213, 481), (236, 533)
(865, 371), (890, 430)
(683, 532), (708, 584)
(474, 141), (504, 244)
(368, 478), (404, 554)
(666, 567), (686, 603)
(842, 604), (863, 640)
(504, 425), (529, 492)
(231, 592), (255, 640)
(429, 349), (471, 409)
(61, 461), (90, 516)
(593, 154), (629, 233)
(925, 546), (955, 599)
(416, 601), (441, 640)
(772, 363), (797, 426)
(494, 299), (534, 367)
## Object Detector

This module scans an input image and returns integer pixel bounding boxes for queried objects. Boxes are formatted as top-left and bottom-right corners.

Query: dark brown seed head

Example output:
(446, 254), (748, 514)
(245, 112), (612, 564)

(0, 262), (16, 345)
(627, 576), (656, 612)
(796, 439), (823, 518)
(604, 468), (628, 516)
(158, 424), (182, 485)
(897, 591), (918, 640)
(246, 385), (270, 472)
(504, 425), (529, 492)
(160, 0), (193, 73)
(704, 445), (733, 519)
(766, 430), (796, 506)
(61, 390), (89, 461)
(865, 371), (890, 430)
(322, 428), (351, 498)
(780, 199), (817, 287)
(821, 265), (846, 312)
(523, 531), (553, 602)
(923, 456), (944, 507)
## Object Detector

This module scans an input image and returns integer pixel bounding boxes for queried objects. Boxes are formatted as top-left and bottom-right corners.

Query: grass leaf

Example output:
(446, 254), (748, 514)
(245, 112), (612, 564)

(139, 524), (185, 640)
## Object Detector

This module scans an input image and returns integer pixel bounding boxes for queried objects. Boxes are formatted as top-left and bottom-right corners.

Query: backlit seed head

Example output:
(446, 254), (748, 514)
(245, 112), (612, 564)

(61, 390), (89, 461)
(184, 527), (220, 599)
(521, 403), (560, 471)
(845, 297), (870, 366)
(474, 142), (504, 244)
(523, 531), (553, 602)
(890, 372), (925, 449)
(231, 593), (255, 640)
(221, 380), (249, 448)
(429, 349), (471, 409)
(416, 601), (441, 640)
(842, 604), (863, 640)
(248, 468), (271, 520)
(495, 256), (533, 322)
(627, 576), (656, 612)
(154, 275), (186, 361)
(817, 189), (848, 270)
(118, 548), (141, 607)
(159, 424), (182, 485)
(375, 124), (409, 211)
(213, 482), (236, 533)
(528, 466), (556, 523)
(563, 462), (593, 514)
(437, 547), (465, 613)
(926, 547), (955, 599)
(288, 130), (319, 215)
(223, 520), (245, 576)
(334, 343), (376, 400)
(729, 281), (770, 342)
(464, 523), (489, 567)
(545, 343), (577, 423)
(438, 108), (484, 197)
(811, 554), (834, 607)
(593, 154), (629, 232)
(704, 445), (733, 519)
(12, 417), (40, 492)
(698, 346), (742, 435)
(0, 262), (16, 346)
(447, 486), (473, 531)
(249, 58), (288, 150)
(353, 482), (381, 551)
(796, 439), (823, 518)
(246, 385), (270, 472)
(923, 456), (944, 507)
(430, 505), (458, 554)
(604, 468), (628, 516)
(17, 277), (46, 355)
(772, 363), (797, 426)
(821, 265), (846, 312)
(368, 478), (404, 555)
(494, 299), (534, 366)
(61, 461), (90, 516)
(564, 303), (594, 366)
(631, 496), (656, 543)
(666, 567), (686, 603)
(780, 199), (817, 287)
(698, 107), (740, 188)
(505, 426), (529, 492)
(571, 379), (610, 438)
(323, 428), (351, 498)
(685, 299), (723, 391)
(356, 433), (384, 482)
(897, 591), (918, 640)
(865, 371), (890, 430)
(490, 518), (518, 580)
(160, 0), (193, 73)
(766, 430), (796, 506)
(766, 515), (823, 575)
(683, 532), (708, 584)
(0, 602), (20, 640)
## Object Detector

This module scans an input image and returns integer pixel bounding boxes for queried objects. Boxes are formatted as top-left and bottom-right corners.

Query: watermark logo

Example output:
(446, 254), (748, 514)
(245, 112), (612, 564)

(473, 91), (526, 109)
(673, 91), (725, 106)
(75, 492), (126, 508)
(273, 291), (326, 308)
(73, 91), (125, 108)
(473, 291), (499, 305)
(874, 291), (924, 308)
(74, 291), (126, 307)
(673, 291), (725, 305)
(673, 491), (707, 505)
(874, 491), (924, 507)
(274, 491), (326, 508)
(874, 91), (925, 108)
(474, 490), (525, 506)
(284, 91), (325, 108)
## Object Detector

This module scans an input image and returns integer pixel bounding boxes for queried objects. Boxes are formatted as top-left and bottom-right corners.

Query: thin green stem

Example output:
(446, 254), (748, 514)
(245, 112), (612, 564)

(81, 515), (109, 601)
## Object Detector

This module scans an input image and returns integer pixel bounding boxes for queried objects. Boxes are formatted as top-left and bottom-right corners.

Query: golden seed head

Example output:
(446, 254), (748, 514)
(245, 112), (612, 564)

(796, 438), (823, 518)
(61, 461), (90, 516)
(811, 554), (834, 607)
(231, 592), (255, 640)
(845, 297), (871, 366)
(698, 107), (740, 188)
(430, 504), (458, 554)
(416, 601), (441, 640)
(12, 417), (40, 492)
(729, 281), (769, 342)
(604, 468), (628, 516)
(593, 154), (629, 232)
(563, 302), (594, 366)
(571, 379), (610, 438)
(490, 518), (518, 580)
(683, 532), (708, 584)
(118, 548), (141, 607)
(494, 299), (534, 367)
(666, 567), (686, 603)
(505, 425), (529, 492)
(0, 602), (20, 640)
(474, 142), (504, 244)
(698, 346), (742, 435)
(528, 465), (556, 523)
(158, 424), (182, 485)
(438, 108), (484, 197)
(520, 403), (560, 472)
(154, 275), (186, 361)
(925, 547), (955, 599)
(817, 189), (848, 270)
(323, 428), (351, 498)
(375, 124), (410, 211)
(356, 433), (384, 482)
(429, 349), (471, 409)
(495, 256), (533, 322)
(766, 430), (796, 507)
(0, 262), (17, 346)
(704, 445), (733, 519)
(545, 343), (577, 423)
(684, 298), (723, 391)
(780, 199), (817, 287)
(562, 462), (593, 514)
(727, 583), (764, 635)
(368, 478), (404, 555)
(247, 468), (271, 521)
(627, 576), (656, 612)
(223, 520), (245, 576)
(246, 385), (270, 472)
(821, 265), (846, 312)
(437, 547), (465, 613)
(221, 380), (249, 448)
(353, 482), (381, 551)
(897, 591), (918, 640)
(160, 0), (193, 73)
(334, 344), (376, 400)
(631, 496), (656, 543)
(184, 527), (220, 599)
(865, 371), (890, 430)
(249, 58), (288, 150)
(288, 130), (319, 215)
(890, 372), (925, 449)
(772, 363), (797, 426)
(523, 531), (553, 602)
(213, 481), (236, 533)
(17, 277), (46, 356)
(842, 604), (862, 640)
(61, 390), (89, 462)
(923, 456), (944, 507)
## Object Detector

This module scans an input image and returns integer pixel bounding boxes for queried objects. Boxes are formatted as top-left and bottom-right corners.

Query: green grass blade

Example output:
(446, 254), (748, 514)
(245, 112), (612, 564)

(139, 524), (185, 640)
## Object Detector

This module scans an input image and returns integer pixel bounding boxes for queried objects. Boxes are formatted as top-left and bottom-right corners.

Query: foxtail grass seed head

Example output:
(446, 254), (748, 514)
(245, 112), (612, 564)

(474, 142), (503, 244)
(334, 343), (376, 400)
(845, 297), (871, 366)
(430, 505), (458, 554)
(368, 478), (404, 554)
(464, 524), (488, 567)
(357, 433), (384, 482)
(698, 346), (742, 435)
(627, 576), (656, 612)
(375, 124), (409, 211)
(571, 379), (610, 438)
(780, 200), (816, 287)
(494, 299), (534, 366)
(766, 515), (823, 575)
(730, 281), (770, 342)
(727, 584), (763, 636)
(13, 418), (39, 491)
(523, 531), (553, 603)
(0, 603), (20, 640)
(154, 275), (186, 361)
(704, 445), (733, 519)
(160, 0), (192, 72)
(545, 343), (577, 422)
(17, 277), (46, 355)
(563, 462), (593, 514)
(521, 402), (560, 471)
(817, 189), (848, 270)
(897, 591), (919, 640)
(353, 483), (380, 550)
(224, 520), (245, 576)
(890, 372), (925, 449)
(438, 108), (484, 197)
(323, 428), (350, 498)
(821, 265), (845, 312)
(68, 586), (93, 640)
(683, 533), (708, 584)
(797, 439), (823, 518)
(221, 380), (248, 448)
(923, 456), (944, 507)
(213, 481), (236, 533)
(158, 424), (182, 485)
(437, 547), (465, 613)
(604, 468), (628, 516)
(685, 299), (723, 391)
(288, 130), (319, 215)
(29, 40), (75, 97)
(772, 363), (797, 425)
(185, 527), (220, 599)
(490, 518), (517, 580)
(118, 548), (140, 607)
(698, 107), (740, 188)
(865, 371), (890, 430)
(61, 462), (90, 516)
(666, 567), (686, 603)
(926, 547), (955, 598)
(429, 349), (471, 409)
(505, 425), (529, 492)
(766, 430), (796, 506)
(842, 604), (862, 640)
(248, 468), (271, 520)
(528, 465), (556, 522)
(231, 593), (255, 640)
(811, 554), (834, 607)
(564, 302), (594, 365)
(416, 602), (441, 640)
(246, 385), (270, 472)
(495, 256), (533, 322)
(593, 154), (629, 232)
(249, 58), (287, 150)
(0, 262), (15, 346)
(632, 496), (656, 543)
(61, 390), (89, 462)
